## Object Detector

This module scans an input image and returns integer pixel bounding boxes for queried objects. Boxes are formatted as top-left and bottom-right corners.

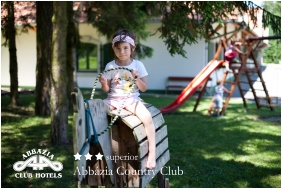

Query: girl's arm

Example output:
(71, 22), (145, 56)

(131, 69), (148, 92)
(234, 47), (245, 54)
(135, 77), (148, 92)
(223, 86), (230, 94)
(99, 75), (110, 93)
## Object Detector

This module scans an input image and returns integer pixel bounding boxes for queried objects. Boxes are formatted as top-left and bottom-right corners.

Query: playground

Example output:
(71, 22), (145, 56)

(1, 2), (281, 187)
(2, 33), (281, 187)
(1, 91), (281, 188)
(2, 31), (281, 187)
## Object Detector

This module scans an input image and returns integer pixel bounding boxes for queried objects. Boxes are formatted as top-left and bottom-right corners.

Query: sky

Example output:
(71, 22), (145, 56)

(251, 0), (264, 6)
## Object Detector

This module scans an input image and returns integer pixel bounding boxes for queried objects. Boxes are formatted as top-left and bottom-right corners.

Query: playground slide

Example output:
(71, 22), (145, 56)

(159, 60), (224, 114)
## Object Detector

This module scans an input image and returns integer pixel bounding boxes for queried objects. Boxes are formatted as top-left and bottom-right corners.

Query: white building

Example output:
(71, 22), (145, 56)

(1, 5), (266, 93)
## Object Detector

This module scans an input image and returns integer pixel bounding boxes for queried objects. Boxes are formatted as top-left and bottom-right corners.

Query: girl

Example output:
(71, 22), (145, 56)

(208, 79), (230, 116)
(99, 29), (156, 169)
(224, 38), (244, 71)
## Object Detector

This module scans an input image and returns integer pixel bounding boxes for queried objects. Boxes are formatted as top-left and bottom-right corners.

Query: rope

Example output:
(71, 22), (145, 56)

(87, 67), (137, 143)
(90, 67), (133, 100)
(78, 67), (136, 155)
(78, 101), (99, 155)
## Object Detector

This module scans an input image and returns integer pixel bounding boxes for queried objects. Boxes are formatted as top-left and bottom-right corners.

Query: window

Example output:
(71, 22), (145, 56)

(77, 40), (99, 72)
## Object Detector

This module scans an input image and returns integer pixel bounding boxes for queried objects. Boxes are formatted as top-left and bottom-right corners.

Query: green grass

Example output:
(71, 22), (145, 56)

(1, 93), (281, 188)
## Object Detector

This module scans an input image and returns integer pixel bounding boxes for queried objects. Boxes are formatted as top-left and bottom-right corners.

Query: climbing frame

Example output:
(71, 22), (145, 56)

(221, 36), (276, 115)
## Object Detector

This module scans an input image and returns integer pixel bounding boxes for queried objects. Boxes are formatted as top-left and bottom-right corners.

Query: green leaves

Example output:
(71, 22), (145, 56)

(75, 1), (281, 58)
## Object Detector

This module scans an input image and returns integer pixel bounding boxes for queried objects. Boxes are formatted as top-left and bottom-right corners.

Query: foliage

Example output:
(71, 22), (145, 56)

(1, 94), (281, 188)
(157, 1), (249, 57)
(1, 1), (36, 47)
(83, 1), (155, 59)
(262, 1), (281, 64)
(77, 1), (281, 57)
(263, 40), (281, 64)
(261, 1), (281, 34)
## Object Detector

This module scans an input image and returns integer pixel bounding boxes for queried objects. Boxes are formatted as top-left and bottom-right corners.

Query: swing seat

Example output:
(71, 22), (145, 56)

(72, 87), (170, 188)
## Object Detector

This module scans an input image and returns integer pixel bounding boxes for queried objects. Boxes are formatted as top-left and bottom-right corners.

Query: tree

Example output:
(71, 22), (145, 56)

(82, 1), (280, 57)
(3, 1), (279, 146)
(66, 1), (78, 109)
(1, 2), (19, 107)
(50, 1), (69, 145)
(35, 2), (53, 116)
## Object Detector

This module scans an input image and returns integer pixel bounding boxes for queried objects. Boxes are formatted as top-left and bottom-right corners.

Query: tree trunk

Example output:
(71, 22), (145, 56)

(50, 2), (69, 145)
(66, 1), (78, 110)
(7, 2), (19, 107)
(35, 2), (53, 116)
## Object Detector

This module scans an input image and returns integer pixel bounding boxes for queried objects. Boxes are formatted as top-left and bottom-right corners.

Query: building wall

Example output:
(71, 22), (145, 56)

(137, 22), (208, 90)
(1, 22), (208, 90)
(1, 27), (36, 87)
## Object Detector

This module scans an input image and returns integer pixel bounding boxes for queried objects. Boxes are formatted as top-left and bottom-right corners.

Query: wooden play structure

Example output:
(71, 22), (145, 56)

(71, 87), (170, 187)
(193, 33), (280, 115)
(158, 22), (279, 115)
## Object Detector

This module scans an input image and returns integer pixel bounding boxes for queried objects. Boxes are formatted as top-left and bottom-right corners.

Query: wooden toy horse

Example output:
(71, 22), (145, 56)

(71, 68), (170, 187)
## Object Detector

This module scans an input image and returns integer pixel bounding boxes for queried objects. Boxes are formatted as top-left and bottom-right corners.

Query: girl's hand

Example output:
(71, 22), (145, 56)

(131, 69), (139, 79)
(99, 75), (107, 84)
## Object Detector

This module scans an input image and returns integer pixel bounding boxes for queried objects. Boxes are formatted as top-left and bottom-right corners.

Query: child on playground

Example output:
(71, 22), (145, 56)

(99, 29), (156, 169)
(224, 37), (244, 71)
(208, 79), (230, 116)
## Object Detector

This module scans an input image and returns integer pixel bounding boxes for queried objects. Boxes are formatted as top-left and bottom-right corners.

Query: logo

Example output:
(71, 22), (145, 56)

(13, 149), (63, 179)
(73, 152), (184, 177)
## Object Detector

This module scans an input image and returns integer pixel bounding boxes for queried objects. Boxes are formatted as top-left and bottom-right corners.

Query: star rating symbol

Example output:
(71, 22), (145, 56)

(74, 152), (82, 160)
(95, 152), (103, 160)
(85, 152), (92, 160)
(74, 152), (103, 161)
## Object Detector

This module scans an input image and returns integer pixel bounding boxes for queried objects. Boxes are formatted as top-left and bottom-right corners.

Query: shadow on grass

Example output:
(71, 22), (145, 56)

(1, 94), (281, 188)
(147, 106), (280, 188)
(1, 112), (76, 188)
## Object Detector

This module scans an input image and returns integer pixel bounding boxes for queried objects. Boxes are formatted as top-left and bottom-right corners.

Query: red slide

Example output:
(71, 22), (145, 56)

(159, 60), (224, 114)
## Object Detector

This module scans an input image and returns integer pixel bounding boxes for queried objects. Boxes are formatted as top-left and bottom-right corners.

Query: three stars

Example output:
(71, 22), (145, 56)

(73, 152), (103, 161)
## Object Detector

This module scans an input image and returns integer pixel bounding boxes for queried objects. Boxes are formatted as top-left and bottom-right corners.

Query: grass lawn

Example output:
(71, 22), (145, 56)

(1, 92), (281, 188)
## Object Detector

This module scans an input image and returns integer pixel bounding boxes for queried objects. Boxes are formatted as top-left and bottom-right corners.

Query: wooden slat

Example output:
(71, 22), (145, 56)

(131, 114), (166, 144)
(147, 105), (161, 117)
(155, 125), (168, 145)
(122, 115), (142, 129)
(86, 99), (115, 184)
(108, 108), (133, 118)
(140, 150), (170, 187)
(132, 124), (147, 143)
(139, 138), (169, 169)
(117, 104), (164, 131)
(138, 126), (168, 158)
(143, 102), (153, 109)
(108, 102), (158, 121)
(117, 121), (140, 188)
(71, 88), (89, 182)
(152, 113), (166, 130)
(111, 123), (121, 187)
(88, 144), (104, 187)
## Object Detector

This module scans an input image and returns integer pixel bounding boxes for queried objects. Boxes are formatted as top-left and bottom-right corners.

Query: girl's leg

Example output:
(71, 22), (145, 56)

(125, 102), (156, 169)
(225, 61), (230, 71)
(208, 96), (215, 115)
